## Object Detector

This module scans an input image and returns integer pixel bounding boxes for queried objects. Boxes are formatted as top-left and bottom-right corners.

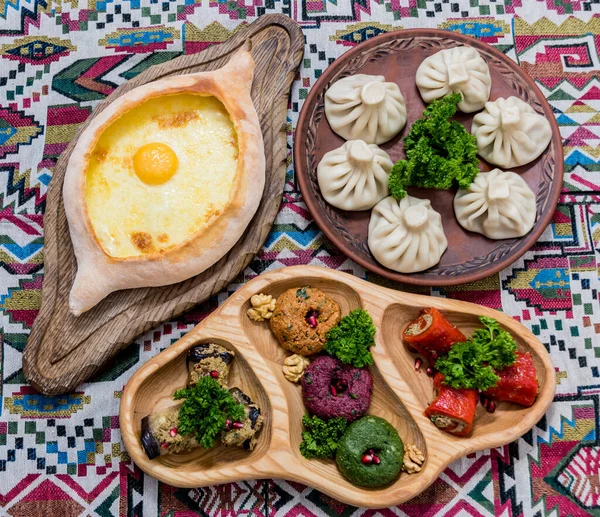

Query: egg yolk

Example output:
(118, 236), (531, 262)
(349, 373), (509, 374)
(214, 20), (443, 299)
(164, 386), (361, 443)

(133, 142), (178, 185)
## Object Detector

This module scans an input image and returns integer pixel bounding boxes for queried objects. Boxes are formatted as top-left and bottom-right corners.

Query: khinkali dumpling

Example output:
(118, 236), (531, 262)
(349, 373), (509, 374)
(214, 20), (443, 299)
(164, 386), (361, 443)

(454, 168), (536, 240)
(317, 140), (393, 211)
(471, 96), (552, 168)
(416, 46), (491, 113)
(368, 196), (447, 273)
(325, 74), (407, 145)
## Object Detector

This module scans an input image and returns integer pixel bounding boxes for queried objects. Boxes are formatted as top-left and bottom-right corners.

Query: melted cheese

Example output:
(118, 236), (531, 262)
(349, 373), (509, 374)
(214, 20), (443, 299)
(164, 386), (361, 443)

(85, 93), (238, 258)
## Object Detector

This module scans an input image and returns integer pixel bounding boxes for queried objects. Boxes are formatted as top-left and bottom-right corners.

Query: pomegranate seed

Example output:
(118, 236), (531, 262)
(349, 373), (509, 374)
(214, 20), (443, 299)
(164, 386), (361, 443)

(225, 419), (232, 430)
(431, 351), (438, 360)
(169, 427), (177, 437)
(232, 421), (245, 429)
(306, 310), (319, 328)
(161, 442), (169, 449)
(361, 454), (373, 464)
(426, 367), (434, 376)
(414, 358), (422, 371)
(487, 401), (496, 413)
(335, 379), (348, 392)
(480, 395), (489, 409)
(210, 370), (219, 378)
(330, 385), (338, 396)
(373, 454), (381, 465)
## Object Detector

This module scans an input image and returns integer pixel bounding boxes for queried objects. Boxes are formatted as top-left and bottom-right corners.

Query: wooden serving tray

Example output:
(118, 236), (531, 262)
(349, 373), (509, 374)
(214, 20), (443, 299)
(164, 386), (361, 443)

(23, 15), (304, 396)
(120, 265), (555, 507)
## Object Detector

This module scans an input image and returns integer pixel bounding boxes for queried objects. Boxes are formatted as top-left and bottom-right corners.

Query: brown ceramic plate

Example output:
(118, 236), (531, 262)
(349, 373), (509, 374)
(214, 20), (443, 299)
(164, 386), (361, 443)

(295, 29), (563, 286)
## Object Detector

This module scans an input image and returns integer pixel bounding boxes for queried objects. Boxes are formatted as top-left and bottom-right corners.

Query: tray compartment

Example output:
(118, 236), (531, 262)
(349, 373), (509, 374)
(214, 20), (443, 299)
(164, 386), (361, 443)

(380, 303), (550, 440)
(241, 276), (427, 491)
(129, 337), (271, 471)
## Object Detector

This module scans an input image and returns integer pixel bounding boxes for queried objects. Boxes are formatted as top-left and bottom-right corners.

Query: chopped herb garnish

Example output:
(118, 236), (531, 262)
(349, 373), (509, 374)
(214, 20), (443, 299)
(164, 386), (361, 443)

(435, 316), (518, 391)
(173, 376), (245, 449)
(296, 287), (310, 300)
(299, 415), (348, 459)
(388, 93), (479, 199)
(325, 309), (376, 368)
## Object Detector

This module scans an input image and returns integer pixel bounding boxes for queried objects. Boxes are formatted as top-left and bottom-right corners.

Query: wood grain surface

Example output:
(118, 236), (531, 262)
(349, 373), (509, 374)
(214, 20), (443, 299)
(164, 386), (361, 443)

(295, 29), (564, 286)
(23, 14), (304, 396)
(120, 265), (556, 508)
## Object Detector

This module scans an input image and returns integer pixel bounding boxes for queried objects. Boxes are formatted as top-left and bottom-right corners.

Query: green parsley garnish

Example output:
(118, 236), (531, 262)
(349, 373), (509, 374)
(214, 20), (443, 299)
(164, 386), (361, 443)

(173, 376), (245, 449)
(435, 316), (518, 391)
(299, 415), (349, 459)
(325, 309), (376, 368)
(388, 93), (479, 199)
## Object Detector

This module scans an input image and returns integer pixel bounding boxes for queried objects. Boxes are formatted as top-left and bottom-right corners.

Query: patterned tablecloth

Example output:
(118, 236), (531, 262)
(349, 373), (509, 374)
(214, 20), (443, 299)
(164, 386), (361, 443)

(1, 1), (599, 516)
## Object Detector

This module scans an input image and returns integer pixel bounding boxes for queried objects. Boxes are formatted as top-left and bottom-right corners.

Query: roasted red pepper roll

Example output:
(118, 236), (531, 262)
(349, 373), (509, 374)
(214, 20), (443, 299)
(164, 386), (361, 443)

(403, 308), (466, 363)
(424, 373), (478, 437)
(484, 351), (538, 407)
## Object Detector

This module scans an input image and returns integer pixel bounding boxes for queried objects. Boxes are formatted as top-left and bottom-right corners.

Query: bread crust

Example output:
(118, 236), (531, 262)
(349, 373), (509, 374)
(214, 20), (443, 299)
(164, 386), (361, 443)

(64, 48), (265, 315)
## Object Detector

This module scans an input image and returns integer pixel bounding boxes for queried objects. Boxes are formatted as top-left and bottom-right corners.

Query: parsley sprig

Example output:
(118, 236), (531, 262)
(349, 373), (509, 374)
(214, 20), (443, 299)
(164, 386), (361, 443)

(173, 376), (245, 449)
(435, 316), (518, 391)
(325, 309), (376, 368)
(299, 415), (349, 459)
(388, 93), (479, 199)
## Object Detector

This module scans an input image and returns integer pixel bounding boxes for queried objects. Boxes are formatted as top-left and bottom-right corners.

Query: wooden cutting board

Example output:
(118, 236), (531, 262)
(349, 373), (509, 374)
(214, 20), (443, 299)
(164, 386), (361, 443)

(23, 14), (304, 396)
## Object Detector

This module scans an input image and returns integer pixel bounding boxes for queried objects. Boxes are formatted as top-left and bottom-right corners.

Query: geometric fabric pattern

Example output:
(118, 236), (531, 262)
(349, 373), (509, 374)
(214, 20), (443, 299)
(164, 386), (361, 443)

(1, 1), (600, 515)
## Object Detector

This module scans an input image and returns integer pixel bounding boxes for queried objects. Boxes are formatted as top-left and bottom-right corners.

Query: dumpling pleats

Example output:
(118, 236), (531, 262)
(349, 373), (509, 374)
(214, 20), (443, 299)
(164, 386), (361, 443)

(317, 140), (393, 211)
(368, 196), (448, 273)
(454, 168), (537, 240)
(325, 74), (407, 144)
(416, 46), (491, 113)
(471, 96), (552, 168)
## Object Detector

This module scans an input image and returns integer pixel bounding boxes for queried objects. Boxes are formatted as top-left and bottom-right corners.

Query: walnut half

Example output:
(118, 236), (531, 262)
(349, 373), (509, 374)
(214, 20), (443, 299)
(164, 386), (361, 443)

(402, 444), (425, 474)
(247, 293), (277, 322)
(282, 354), (310, 383)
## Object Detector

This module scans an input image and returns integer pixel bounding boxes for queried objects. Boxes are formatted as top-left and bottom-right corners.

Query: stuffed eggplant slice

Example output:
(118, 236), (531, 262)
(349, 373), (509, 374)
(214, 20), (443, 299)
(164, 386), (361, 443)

(140, 403), (198, 459)
(140, 339), (264, 461)
(187, 342), (235, 387)
(222, 387), (264, 451)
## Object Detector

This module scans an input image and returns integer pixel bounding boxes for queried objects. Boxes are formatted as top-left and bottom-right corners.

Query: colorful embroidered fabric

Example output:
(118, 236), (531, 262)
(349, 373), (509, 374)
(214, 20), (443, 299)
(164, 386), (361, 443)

(1, 1), (599, 515)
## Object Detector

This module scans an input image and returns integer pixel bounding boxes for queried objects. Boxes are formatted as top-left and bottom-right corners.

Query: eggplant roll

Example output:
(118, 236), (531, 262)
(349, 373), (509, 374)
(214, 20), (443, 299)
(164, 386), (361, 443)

(140, 403), (198, 460)
(187, 342), (235, 387)
(221, 387), (264, 451)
